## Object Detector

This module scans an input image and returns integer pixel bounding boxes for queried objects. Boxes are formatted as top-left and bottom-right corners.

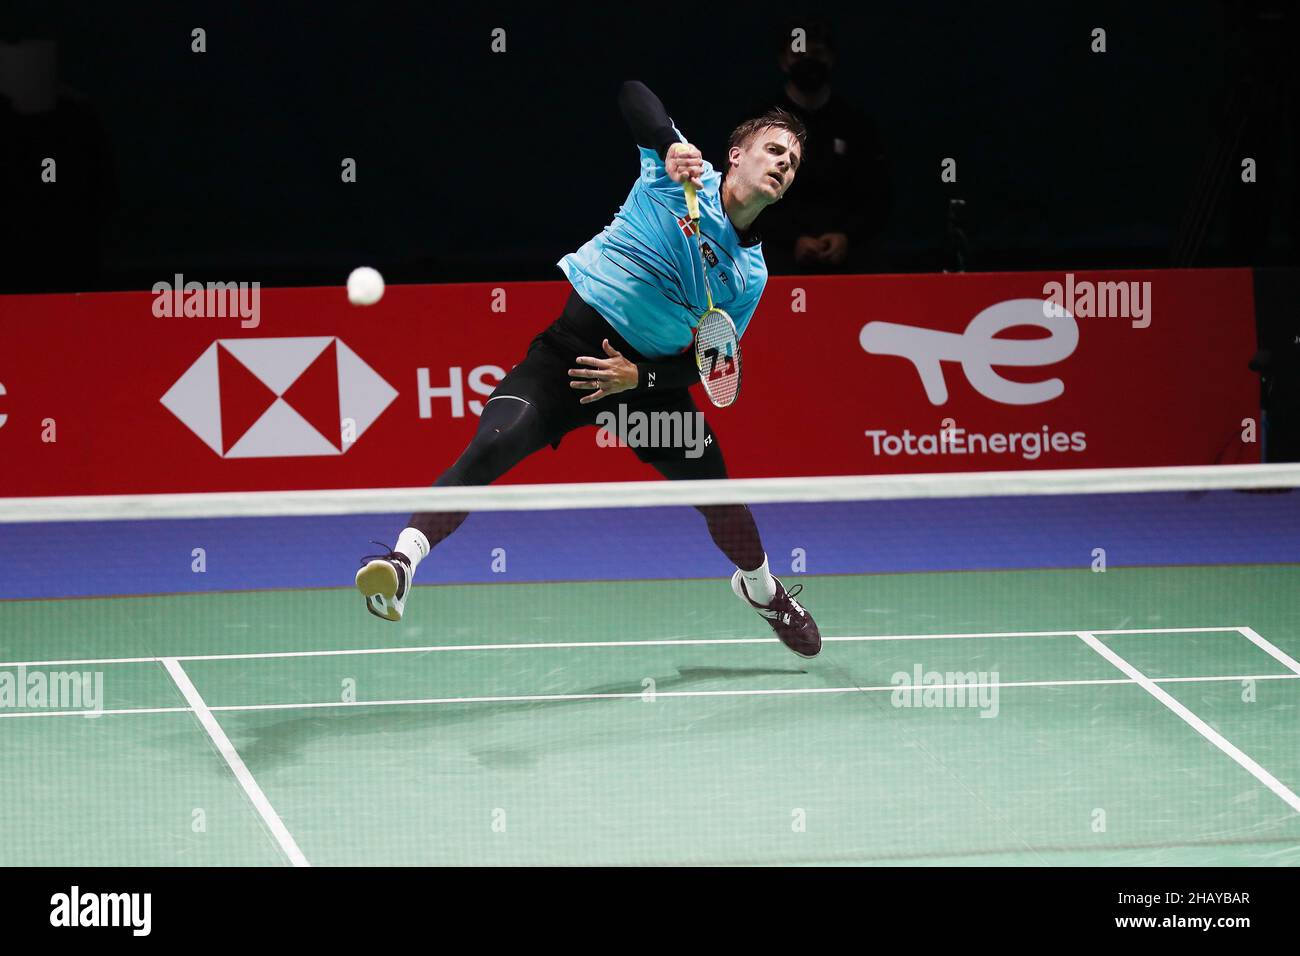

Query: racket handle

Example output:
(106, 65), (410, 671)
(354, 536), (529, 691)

(683, 182), (700, 224)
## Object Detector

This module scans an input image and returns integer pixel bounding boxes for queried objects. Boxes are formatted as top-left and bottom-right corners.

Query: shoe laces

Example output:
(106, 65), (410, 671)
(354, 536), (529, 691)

(359, 541), (408, 568)
(775, 582), (806, 617)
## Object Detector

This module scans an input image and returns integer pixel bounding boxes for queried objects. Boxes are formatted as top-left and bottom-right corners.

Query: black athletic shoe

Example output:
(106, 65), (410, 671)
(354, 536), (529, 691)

(355, 543), (411, 622)
(731, 572), (822, 658)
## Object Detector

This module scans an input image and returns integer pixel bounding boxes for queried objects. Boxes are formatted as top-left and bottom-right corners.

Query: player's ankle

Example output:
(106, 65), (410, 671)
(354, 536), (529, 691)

(738, 553), (777, 605)
(394, 527), (430, 574)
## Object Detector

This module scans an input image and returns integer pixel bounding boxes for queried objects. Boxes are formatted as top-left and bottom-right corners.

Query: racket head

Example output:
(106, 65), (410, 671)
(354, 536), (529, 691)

(693, 307), (742, 408)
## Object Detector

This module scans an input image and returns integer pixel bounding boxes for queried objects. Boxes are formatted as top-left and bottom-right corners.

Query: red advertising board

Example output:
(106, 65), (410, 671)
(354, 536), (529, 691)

(0, 269), (1259, 496)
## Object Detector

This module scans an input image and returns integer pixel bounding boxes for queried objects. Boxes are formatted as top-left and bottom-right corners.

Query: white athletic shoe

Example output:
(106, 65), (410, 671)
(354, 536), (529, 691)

(355, 546), (411, 622)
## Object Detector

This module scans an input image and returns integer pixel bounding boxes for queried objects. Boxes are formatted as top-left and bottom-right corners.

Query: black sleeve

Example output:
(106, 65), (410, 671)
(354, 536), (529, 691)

(618, 81), (680, 159)
(635, 350), (699, 391)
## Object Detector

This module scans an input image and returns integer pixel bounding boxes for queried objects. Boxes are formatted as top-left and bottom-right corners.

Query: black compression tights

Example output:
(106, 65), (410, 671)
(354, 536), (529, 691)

(406, 397), (766, 572)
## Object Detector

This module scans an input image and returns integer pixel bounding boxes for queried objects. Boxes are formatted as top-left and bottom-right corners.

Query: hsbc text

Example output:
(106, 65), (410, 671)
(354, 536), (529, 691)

(417, 365), (506, 418)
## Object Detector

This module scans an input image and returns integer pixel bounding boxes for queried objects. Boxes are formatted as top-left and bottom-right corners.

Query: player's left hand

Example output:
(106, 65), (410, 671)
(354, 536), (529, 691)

(570, 339), (638, 404)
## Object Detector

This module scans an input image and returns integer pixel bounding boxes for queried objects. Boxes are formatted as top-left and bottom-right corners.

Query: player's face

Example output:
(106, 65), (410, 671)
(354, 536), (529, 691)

(731, 128), (801, 204)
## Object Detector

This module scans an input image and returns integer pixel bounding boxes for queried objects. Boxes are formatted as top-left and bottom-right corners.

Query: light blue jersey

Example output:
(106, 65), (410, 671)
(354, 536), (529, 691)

(558, 130), (767, 360)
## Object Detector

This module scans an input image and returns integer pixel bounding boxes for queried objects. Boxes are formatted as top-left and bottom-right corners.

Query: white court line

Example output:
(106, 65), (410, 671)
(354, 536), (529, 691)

(1077, 633), (1300, 815)
(0, 705), (190, 719)
(3, 672), (1296, 719)
(1237, 627), (1300, 676)
(0, 625), (1253, 670)
(161, 658), (310, 867)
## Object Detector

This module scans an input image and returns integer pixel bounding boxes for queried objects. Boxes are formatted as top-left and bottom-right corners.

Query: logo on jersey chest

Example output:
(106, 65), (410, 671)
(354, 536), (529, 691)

(677, 223), (730, 286)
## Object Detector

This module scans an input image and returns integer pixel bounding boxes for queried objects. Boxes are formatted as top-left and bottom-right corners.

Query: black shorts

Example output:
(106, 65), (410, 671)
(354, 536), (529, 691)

(491, 290), (728, 479)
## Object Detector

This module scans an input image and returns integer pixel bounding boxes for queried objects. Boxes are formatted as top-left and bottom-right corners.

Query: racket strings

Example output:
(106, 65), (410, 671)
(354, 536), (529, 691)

(695, 314), (734, 351)
(695, 309), (741, 406)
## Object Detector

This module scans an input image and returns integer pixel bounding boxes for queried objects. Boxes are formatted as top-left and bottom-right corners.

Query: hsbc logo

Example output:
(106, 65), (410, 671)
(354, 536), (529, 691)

(161, 337), (397, 457)
(860, 298), (1078, 406)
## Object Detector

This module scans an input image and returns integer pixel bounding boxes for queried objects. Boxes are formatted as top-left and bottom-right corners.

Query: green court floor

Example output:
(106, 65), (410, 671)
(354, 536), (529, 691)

(2, 565), (1298, 866)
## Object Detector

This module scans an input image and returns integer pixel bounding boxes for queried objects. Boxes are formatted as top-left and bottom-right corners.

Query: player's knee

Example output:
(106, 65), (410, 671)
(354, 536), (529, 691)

(480, 419), (542, 472)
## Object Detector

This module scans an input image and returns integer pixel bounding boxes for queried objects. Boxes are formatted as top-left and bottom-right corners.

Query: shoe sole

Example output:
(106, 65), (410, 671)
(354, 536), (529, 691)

(355, 560), (402, 622)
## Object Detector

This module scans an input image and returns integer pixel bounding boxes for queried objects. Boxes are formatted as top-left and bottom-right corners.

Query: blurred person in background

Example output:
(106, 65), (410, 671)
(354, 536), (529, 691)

(748, 17), (890, 275)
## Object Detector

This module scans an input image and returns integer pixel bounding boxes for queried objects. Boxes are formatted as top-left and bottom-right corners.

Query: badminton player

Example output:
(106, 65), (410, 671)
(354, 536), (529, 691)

(357, 81), (821, 657)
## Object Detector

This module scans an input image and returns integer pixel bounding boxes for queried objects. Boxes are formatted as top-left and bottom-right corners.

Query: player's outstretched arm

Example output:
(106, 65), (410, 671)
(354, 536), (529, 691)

(619, 81), (703, 191)
(618, 80), (678, 157)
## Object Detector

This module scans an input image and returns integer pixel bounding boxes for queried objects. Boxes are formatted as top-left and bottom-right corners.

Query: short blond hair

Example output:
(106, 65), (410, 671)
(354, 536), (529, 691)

(727, 108), (808, 154)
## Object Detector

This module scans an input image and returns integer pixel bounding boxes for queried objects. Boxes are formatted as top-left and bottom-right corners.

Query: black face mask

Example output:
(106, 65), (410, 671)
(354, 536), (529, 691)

(789, 57), (831, 94)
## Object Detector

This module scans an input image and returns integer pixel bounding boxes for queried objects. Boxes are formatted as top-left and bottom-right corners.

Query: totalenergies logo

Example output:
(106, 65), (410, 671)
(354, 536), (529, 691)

(860, 299), (1079, 406)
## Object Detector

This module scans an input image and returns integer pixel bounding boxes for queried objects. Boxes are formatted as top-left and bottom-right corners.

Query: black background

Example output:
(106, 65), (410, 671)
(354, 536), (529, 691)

(2, 0), (1297, 293)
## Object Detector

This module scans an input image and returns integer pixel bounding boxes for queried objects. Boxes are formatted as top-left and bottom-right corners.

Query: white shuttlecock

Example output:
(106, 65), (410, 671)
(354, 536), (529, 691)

(347, 266), (385, 306)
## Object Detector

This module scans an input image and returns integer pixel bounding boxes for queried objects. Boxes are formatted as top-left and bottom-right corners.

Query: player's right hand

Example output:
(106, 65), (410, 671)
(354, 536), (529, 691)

(666, 143), (704, 188)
